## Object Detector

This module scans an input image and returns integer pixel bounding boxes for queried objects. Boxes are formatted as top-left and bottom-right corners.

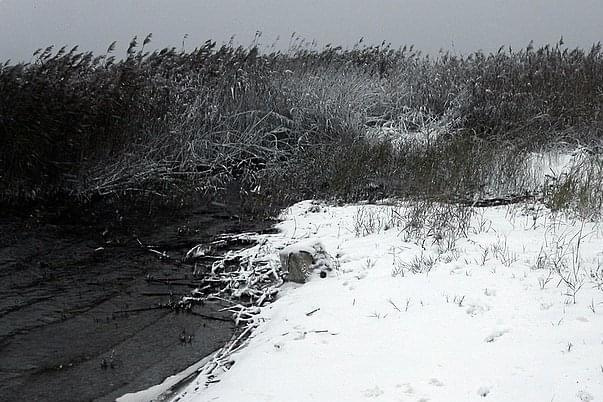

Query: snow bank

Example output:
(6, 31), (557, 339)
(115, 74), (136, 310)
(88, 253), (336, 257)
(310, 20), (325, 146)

(174, 200), (603, 402)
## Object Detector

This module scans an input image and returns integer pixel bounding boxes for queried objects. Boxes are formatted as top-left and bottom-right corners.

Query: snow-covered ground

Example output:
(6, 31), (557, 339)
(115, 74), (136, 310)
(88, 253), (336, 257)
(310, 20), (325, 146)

(173, 200), (603, 402)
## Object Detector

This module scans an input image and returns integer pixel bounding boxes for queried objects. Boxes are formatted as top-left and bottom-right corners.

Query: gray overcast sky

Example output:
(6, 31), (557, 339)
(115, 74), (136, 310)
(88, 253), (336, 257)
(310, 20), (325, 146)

(1, 0), (602, 62)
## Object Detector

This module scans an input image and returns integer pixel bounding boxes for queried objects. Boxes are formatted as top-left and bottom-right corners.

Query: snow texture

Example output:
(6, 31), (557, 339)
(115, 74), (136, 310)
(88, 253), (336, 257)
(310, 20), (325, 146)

(172, 200), (603, 402)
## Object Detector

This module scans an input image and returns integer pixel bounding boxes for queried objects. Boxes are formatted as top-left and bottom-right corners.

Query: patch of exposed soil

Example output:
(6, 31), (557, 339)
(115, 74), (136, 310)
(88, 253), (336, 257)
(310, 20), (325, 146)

(0, 200), (275, 402)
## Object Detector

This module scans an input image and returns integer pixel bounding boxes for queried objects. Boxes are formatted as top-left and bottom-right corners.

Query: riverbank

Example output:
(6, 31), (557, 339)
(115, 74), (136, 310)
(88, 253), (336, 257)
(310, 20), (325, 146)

(0, 200), (274, 402)
(175, 200), (603, 402)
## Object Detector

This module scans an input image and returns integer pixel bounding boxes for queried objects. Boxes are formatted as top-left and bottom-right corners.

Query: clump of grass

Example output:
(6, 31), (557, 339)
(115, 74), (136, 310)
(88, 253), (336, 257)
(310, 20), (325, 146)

(352, 205), (402, 237)
(395, 201), (475, 248)
(490, 236), (519, 267)
(398, 253), (439, 275)
(543, 148), (603, 218)
(531, 222), (592, 303)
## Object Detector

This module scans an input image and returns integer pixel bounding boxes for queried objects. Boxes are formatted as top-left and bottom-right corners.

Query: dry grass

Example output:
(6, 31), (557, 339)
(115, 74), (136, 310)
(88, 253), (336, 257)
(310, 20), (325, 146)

(2, 38), (602, 215)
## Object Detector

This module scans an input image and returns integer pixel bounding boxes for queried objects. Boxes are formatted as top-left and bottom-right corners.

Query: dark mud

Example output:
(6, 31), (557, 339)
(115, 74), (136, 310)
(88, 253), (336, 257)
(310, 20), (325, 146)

(0, 201), (275, 402)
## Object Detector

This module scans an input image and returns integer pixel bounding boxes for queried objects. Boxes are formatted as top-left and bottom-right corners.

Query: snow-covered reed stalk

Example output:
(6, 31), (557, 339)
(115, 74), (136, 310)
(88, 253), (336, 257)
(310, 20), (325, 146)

(353, 205), (402, 237)
(531, 219), (595, 303)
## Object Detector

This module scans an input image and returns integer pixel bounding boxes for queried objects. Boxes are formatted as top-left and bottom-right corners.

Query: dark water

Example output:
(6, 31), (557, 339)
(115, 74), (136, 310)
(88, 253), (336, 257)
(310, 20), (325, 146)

(0, 203), (271, 401)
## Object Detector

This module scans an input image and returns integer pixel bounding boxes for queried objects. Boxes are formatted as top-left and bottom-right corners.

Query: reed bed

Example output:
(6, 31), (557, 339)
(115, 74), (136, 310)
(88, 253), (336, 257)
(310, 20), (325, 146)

(2, 38), (602, 215)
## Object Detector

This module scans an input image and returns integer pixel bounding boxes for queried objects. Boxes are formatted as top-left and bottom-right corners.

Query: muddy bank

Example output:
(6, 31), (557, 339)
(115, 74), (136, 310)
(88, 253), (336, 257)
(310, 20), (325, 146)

(0, 201), (275, 402)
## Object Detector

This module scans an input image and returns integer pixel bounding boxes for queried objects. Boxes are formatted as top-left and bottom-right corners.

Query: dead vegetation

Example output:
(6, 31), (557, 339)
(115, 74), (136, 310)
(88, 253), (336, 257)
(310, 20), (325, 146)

(2, 38), (603, 216)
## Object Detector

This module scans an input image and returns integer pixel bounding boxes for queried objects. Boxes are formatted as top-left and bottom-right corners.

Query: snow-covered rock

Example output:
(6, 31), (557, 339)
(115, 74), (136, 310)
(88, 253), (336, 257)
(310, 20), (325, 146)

(279, 239), (332, 283)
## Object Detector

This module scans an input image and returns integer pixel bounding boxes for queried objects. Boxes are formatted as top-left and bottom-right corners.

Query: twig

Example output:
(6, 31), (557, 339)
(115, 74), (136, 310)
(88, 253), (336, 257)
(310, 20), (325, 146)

(141, 292), (187, 297)
(113, 306), (164, 314)
(306, 307), (320, 316)
(187, 311), (232, 322)
(388, 299), (401, 312)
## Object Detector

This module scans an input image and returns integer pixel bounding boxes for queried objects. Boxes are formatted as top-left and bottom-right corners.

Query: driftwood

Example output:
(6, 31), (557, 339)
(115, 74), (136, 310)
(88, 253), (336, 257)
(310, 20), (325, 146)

(456, 193), (539, 208)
